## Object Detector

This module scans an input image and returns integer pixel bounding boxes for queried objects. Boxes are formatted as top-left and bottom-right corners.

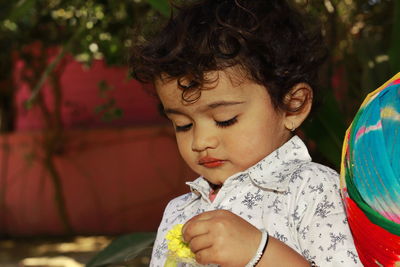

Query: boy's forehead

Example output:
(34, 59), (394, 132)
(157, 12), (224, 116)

(156, 71), (248, 101)
(155, 70), (268, 112)
(154, 78), (182, 100)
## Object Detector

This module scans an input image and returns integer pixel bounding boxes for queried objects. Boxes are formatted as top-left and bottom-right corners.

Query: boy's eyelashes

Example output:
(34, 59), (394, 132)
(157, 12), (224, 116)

(174, 116), (239, 132)
(175, 123), (193, 132)
(215, 116), (238, 128)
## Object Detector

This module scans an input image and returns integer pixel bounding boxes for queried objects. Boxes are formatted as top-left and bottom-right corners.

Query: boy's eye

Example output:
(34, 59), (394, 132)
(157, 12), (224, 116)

(215, 116), (238, 128)
(175, 123), (193, 132)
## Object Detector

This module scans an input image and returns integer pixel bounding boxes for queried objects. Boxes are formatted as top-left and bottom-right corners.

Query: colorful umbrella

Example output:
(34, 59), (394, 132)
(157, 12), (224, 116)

(341, 73), (400, 266)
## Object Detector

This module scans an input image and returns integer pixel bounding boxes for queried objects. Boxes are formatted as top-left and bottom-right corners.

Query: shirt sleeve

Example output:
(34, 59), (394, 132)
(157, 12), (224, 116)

(149, 200), (173, 267)
(150, 193), (194, 267)
(291, 164), (362, 266)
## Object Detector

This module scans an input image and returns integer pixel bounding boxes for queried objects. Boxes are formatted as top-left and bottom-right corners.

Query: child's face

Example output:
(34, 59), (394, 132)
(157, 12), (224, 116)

(156, 70), (292, 185)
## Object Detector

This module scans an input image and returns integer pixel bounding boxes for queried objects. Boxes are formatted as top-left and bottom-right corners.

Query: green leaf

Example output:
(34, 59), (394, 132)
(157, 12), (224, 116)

(8, 0), (36, 22)
(389, 0), (400, 73)
(101, 107), (123, 122)
(87, 232), (156, 267)
(146, 0), (170, 17)
(23, 99), (34, 110)
(303, 92), (347, 169)
(98, 80), (114, 93)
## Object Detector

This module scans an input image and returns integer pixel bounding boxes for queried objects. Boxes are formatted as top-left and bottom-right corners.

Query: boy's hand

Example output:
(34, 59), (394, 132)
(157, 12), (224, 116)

(182, 210), (261, 267)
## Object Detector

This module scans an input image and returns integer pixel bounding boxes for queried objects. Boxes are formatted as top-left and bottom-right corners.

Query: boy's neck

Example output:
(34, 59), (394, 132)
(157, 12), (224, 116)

(208, 181), (223, 202)
(209, 181), (223, 190)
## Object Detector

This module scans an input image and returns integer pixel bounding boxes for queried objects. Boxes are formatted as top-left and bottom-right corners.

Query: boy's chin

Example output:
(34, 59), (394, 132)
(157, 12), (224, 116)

(199, 168), (243, 185)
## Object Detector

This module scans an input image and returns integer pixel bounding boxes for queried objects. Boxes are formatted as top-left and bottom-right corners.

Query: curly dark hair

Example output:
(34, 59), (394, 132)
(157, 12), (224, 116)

(130, 0), (327, 112)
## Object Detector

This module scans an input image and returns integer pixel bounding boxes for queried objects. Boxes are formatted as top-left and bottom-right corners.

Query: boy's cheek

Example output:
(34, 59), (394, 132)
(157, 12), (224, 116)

(176, 140), (194, 163)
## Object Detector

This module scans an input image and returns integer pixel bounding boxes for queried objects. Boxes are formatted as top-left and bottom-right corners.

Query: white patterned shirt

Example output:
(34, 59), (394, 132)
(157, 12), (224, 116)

(150, 136), (361, 266)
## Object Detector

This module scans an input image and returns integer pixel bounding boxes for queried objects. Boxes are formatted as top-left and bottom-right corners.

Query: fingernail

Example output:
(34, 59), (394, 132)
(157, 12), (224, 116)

(182, 224), (187, 241)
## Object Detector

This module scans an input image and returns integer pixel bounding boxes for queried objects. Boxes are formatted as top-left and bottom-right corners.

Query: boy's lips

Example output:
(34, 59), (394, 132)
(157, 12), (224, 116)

(198, 157), (225, 168)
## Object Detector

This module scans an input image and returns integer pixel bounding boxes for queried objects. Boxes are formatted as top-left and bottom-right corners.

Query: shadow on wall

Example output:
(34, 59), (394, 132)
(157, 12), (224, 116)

(0, 50), (196, 236)
(13, 50), (166, 130)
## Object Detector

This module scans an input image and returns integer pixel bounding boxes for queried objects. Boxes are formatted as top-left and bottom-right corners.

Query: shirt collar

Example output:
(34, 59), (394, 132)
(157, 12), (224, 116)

(186, 135), (311, 198)
(246, 135), (311, 192)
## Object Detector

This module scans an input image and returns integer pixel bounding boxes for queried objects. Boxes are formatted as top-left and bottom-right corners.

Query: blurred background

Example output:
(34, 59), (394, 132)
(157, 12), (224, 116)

(0, 0), (399, 266)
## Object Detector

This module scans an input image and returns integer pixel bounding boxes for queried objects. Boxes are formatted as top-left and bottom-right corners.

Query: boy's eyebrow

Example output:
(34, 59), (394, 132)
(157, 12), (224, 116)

(206, 101), (245, 110)
(163, 108), (184, 115)
(163, 101), (245, 115)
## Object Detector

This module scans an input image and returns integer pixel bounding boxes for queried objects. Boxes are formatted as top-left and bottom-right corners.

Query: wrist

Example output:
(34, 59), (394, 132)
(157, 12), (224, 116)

(245, 230), (269, 267)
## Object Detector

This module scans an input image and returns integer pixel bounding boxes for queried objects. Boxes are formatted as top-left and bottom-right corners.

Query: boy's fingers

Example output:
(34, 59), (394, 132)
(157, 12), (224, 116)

(182, 219), (210, 243)
(182, 210), (215, 236)
(189, 234), (213, 253)
(194, 246), (219, 265)
(192, 210), (217, 221)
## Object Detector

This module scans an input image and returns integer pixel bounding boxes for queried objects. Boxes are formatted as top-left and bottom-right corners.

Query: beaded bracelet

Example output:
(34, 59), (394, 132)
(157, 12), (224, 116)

(245, 230), (269, 267)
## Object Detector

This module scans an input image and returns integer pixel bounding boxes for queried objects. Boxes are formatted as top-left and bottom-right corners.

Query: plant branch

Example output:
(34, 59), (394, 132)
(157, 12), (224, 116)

(25, 22), (86, 107)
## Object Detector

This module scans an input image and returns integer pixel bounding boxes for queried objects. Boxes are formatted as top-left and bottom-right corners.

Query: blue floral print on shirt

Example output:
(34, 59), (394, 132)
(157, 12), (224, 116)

(150, 136), (361, 267)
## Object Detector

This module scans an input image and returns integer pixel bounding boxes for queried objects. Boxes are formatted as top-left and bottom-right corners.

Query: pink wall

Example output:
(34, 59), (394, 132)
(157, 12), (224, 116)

(0, 127), (196, 236)
(14, 54), (166, 130)
(1, 49), (198, 235)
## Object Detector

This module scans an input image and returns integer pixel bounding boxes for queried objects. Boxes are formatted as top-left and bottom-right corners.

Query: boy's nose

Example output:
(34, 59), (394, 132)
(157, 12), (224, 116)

(191, 127), (219, 152)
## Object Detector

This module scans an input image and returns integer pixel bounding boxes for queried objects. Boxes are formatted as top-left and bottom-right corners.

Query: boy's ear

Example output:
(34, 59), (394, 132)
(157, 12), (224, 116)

(283, 83), (313, 131)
